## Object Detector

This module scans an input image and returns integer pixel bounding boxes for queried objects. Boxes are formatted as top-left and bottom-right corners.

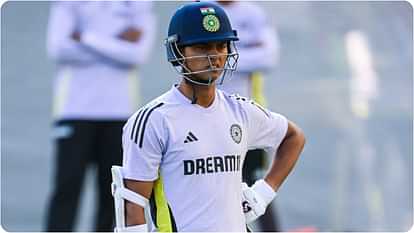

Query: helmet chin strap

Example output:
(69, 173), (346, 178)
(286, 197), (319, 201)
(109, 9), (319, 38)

(182, 65), (234, 104)
(182, 74), (213, 86)
(191, 84), (198, 104)
(182, 73), (214, 104)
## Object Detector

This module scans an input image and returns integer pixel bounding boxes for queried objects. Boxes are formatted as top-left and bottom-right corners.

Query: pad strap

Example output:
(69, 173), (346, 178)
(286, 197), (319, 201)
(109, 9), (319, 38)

(115, 224), (148, 232)
(114, 186), (149, 208)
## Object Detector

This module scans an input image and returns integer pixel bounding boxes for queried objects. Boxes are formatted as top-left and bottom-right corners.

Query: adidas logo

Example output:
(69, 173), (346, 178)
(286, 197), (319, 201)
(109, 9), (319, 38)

(184, 132), (198, 143)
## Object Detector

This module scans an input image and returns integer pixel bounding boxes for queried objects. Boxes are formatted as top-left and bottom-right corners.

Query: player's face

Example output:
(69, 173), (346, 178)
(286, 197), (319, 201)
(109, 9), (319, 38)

(183, 41), (228, 81)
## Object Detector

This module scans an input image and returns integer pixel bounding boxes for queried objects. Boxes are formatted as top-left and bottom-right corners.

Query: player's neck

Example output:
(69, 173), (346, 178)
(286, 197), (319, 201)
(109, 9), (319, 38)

(178, 80), (216, 108)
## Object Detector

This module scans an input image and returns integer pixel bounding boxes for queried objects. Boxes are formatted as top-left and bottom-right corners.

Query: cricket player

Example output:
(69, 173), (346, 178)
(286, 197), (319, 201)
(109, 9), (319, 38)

(112, 2), (305, 232)
(45, 2), (155, 231)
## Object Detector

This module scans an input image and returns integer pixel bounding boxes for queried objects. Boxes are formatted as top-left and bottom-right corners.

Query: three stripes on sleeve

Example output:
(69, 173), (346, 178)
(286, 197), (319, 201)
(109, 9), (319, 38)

(130, 102), (164, 148)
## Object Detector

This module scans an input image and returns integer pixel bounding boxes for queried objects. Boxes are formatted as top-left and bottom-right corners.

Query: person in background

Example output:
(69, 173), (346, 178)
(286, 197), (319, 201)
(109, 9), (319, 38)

(45, 2), (155, 231)
(216, 1), (282, 231)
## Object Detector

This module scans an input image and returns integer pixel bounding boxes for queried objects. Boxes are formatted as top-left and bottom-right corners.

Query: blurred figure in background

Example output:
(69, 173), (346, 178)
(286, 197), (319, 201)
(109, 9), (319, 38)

(216, 1), (281, 231)
(45, 2), (155, 231)
(335, 29), (383, 230)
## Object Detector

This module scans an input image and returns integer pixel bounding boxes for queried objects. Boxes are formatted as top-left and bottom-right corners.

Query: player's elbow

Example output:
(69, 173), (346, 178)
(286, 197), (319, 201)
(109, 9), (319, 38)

(295, 127), (306, 150)
(47, 44), (73, 64)
(286, 121), (306, 151)
(47, 44), (62, 61)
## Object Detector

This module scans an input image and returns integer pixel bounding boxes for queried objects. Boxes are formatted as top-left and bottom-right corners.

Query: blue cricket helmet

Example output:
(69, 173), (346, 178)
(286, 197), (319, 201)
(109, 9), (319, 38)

(164, 2), (239, 86)
(167, 2), (238, 46)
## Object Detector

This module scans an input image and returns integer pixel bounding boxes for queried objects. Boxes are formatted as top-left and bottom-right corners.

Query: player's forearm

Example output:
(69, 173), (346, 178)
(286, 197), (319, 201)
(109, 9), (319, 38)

(264, 121), (305, 191)
(47, 3), (98, 64)
(126, 202), (147, 225)
(124, 179), (154, 226)
(236, 29), (279, 72)
(236, 47), (274, 72)
(48, 41), (98, 64)
(80, 29), (155, 66)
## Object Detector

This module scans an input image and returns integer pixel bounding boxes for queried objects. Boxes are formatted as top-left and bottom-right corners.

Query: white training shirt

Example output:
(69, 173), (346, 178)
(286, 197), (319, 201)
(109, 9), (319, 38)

(47, 2), (156, 120)
(122, 86), (288, 232)
(217, 1), (280, 98)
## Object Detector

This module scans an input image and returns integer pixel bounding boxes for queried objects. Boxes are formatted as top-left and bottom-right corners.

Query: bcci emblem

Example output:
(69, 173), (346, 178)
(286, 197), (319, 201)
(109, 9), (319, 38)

(202, 15), (220, 32)
(242, 201), (252, 213)
(230, 124), (242, 144)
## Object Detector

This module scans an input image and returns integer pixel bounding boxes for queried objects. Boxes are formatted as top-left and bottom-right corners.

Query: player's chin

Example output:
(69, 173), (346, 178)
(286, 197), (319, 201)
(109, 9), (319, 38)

(206, 69), (223, 79)
(193, 69), (222, 83)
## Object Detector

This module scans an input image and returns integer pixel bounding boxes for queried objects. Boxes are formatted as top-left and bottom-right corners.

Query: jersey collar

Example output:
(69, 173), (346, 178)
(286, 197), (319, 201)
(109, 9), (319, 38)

(171, 85), (220, 113)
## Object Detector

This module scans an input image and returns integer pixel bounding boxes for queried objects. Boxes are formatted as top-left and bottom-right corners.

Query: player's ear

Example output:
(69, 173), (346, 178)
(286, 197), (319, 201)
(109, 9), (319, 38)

(178, 45), (185, 57)
(181, 46), (191, 64)
(170, 44), (185, 66)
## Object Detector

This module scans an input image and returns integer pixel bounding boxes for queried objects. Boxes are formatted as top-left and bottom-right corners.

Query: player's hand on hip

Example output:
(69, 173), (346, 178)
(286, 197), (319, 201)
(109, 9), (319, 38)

(241, 179), (277, 224)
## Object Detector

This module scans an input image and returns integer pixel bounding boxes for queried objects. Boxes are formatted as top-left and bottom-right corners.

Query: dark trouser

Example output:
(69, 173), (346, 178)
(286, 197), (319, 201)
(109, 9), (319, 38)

(243, 149), (281, 232)
(45, 120), (125, 232)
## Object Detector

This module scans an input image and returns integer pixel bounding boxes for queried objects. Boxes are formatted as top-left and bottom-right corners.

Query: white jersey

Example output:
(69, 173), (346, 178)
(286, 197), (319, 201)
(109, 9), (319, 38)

(217, 1), (279, 98)
(122, 86), (288, 232)
(47, 2), (156, 120)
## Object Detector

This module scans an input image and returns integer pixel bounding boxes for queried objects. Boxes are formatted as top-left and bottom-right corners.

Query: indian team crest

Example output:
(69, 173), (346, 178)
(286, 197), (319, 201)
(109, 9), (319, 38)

(202, 15), (220, 32)
(230, 124), (242, 144)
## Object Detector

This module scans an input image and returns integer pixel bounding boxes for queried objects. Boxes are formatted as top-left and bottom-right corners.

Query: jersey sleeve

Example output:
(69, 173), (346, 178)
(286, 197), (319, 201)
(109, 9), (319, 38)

(243, 98), (288, 155)
(235, 4), (280, 72)
(121, 103), (167, 181)
(80, 2), (156, 66)
(47, 2), (98, 64)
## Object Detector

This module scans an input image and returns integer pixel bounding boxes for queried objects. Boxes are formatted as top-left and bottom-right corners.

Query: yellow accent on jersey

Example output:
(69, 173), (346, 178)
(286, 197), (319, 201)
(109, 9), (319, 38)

(127, 68), (140, 110)
(52, 68), (71, 118)
(153, 176), (174, 232)
(251, 72), (267, 107)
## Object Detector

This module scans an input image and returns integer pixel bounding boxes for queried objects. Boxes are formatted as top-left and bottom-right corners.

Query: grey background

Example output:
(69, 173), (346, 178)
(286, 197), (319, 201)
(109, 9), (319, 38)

(1, 1), (413, 232)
